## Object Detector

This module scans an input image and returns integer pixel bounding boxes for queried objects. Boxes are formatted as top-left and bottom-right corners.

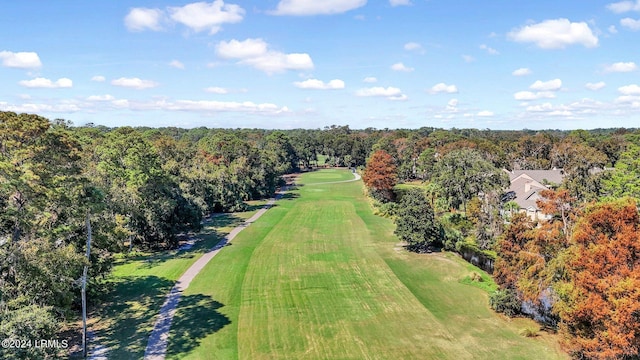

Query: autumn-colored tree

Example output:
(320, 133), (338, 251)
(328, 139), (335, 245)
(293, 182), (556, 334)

(494, 213), (535, 290)
(555, 198), (640, 359)
(362, 150), (397, 201)
(537, 189), (577, 241)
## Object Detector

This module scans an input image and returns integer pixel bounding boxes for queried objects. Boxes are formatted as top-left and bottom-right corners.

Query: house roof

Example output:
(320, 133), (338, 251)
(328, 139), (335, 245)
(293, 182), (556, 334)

(506, 169), (564, 185)
(509, 176), (547, 210)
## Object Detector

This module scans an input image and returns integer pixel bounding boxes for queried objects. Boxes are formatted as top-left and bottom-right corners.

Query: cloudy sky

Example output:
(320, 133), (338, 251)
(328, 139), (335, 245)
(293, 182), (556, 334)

(2, 0), (640, 129)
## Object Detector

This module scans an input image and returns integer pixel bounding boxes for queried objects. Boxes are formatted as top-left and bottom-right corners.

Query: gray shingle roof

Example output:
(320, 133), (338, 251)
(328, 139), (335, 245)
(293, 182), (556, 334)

(507, 169), (565, 185)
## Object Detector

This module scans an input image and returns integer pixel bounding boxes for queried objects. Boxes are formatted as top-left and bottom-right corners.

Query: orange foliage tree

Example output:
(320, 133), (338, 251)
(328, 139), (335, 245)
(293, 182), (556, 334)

(494, 190), (578, 322)
(362, 150), (397, 201)
(555, 198), (640, 359)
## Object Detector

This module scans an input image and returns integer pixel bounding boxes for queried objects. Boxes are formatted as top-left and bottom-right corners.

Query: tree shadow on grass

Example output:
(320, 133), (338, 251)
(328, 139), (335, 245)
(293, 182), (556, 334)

(136, 234), (220, 269)
(92, 276), (175, 359)
(206, 212), (247, 230)
(166, 294), (231, 358)
(278, 192), (300, 201)
(90, 276), (231, 359)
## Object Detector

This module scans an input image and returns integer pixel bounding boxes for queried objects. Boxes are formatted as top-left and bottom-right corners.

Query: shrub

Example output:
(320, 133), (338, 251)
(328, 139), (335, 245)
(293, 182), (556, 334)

(0, 305), (59, 359)
(519, 327), (539, 337)
(489, 288), (521, 317)
(469, 271), (483, 282)
(372, 201), (398, 218)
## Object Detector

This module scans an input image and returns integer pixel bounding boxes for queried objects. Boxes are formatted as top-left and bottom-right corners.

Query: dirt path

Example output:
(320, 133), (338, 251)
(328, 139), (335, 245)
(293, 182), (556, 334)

(141, 188), (287, 360)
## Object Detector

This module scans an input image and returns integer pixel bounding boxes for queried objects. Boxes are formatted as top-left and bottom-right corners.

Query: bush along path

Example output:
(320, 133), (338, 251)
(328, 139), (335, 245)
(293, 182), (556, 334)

(139, 186), (289, 360)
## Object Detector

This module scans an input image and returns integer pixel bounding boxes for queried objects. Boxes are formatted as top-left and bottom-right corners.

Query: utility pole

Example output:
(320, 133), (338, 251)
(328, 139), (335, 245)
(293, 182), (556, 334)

(82, 211), (92, 358)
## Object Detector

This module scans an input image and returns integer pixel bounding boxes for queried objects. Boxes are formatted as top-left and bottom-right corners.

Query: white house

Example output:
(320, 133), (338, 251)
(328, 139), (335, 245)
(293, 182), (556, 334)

(503, 169), (565, 220)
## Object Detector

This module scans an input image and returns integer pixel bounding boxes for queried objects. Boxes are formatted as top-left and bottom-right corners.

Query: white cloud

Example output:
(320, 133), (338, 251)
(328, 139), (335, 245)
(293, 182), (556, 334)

(204, 86), (229, 94)
(477, 110), (494, 117)
(87, 94), (115, 101)
(168, 0), (245, 34)
(162, 100), (289, 114)
(91, 75), (106, 82)
(609, 25), (619, 33)
(604, 61), (637, 72)
(607, 0), (640, 13)
(356, 86), (406, 100)
(621, 17), (640, 30)
(446, 98), (459, 112)
(615, 95), (640, 104)
(124, 8), (164, 31)
(19, 77), (73, 88)
(294, 78), (345, 90)
(216, 38), (313, 73)
(111, 77), (158, 89)
(169, 60), (185, 69)
(270, 0), (366, 15)
(479, 44), (499, 55)
(363, 76), (377, 83)
(389, 94), (408, 101)
(513, 91), (556, 100)
(216, 38), (268, 59)
(526, 102), (556, 112)
(243, 53), (314, 73)
(512, 68), (532, 76)
(0, 102), (81, 114)
(356, 86), (402, 97)
(0, 51), (42, 69)
(462, 55), (475, 63)
(125, 1), (244, 34)
(516, 98), (609, 120)
(391, 62), (414, 72)
(428, 83), (458, 94)
(507, 18), (599, 49)
(530, 79), (562, 91)
(403, 42), (422, 51)
(585, 82), (606, 91)
(618, 84), (640, 95)
(390, 0), (412, 6)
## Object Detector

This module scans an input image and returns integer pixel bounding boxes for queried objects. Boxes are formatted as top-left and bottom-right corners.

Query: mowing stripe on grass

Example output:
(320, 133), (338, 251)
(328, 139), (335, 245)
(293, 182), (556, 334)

(162, 170), (567, 359)
(143, 191), (286, 360)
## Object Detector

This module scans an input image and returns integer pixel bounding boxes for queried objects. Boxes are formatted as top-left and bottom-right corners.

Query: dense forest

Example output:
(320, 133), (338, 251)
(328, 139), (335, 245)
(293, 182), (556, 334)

(1, 110), (639, 359)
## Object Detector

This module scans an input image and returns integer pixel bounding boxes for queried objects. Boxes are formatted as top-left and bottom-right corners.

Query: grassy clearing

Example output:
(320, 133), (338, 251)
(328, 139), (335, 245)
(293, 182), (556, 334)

(394, 180), (429, 191)
(302, 168), (355, 184)
(168, 169), (567, 359)
(89, 200), (268, 359)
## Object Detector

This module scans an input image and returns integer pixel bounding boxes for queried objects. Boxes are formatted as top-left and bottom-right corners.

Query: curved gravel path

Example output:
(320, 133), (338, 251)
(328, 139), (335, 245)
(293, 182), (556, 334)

(142, 188), (287, 360)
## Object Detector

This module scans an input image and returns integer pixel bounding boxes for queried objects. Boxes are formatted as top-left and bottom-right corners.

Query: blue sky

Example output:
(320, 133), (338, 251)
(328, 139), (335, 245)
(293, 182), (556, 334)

(1, 0), (640, 130)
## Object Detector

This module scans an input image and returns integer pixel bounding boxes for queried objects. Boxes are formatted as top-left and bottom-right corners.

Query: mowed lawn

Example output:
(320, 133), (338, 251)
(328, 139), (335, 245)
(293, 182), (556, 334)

(88, 200), (268, 359)
(167, 169), (567, 359)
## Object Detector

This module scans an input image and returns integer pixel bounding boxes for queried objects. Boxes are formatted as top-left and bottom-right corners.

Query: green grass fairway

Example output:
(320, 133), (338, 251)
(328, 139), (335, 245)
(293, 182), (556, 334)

(303, 168), (355, 184)
(167, 170), (567, 360)
(89, 200), (268, 359)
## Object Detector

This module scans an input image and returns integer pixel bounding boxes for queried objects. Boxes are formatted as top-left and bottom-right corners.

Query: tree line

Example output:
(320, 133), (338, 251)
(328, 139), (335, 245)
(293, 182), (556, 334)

(0, 111), (300, 358)
(1, 110), (639, 358)
(361, 128), (640, 359)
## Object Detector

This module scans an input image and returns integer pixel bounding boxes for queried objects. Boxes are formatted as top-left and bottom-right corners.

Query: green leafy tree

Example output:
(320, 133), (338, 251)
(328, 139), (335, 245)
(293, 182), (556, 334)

(394, 188), (441, 252)
(263, 131), (298, 175)
(551, 139), (607, 202)
(601, 139), (640, 199)
(431, 148), (509, 212)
